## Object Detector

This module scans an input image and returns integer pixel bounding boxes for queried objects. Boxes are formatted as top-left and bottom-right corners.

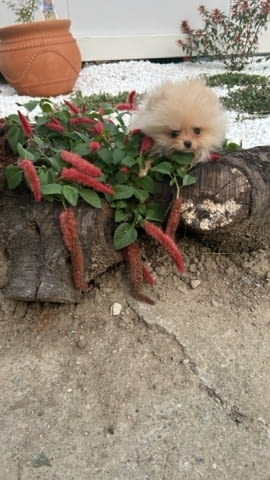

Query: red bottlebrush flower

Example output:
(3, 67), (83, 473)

(46, 121), (65, 133)
(60, 150), (102, 177)
(209, 152), (221, 161)
(117, 102), (134, 111)
(59, 208), (88, 291)
(20, 159), (42, 202)
(70, 117), (96, 127)
(128, 90), (137, 106)
(18, 111), (33, 137)
(117, 90), (138, 111)
(142, 265), (156, 285)
(131, 128), (142, 136)
(140, 135), (154, 153)
(122, 242), (155, 305)
(91, 120), (105, 135)
(165, 196), (182, 239)
(143, 221), (186, 274)
(64, 100), (81, 114)
(89, 141), (101, 152)
(60, 168), (115, 195)
(120, 166), (130, 173)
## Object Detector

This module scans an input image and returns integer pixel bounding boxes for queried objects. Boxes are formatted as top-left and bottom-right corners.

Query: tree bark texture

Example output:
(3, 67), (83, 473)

(0, 146), (269, 303)
(181, 147), (270, 251)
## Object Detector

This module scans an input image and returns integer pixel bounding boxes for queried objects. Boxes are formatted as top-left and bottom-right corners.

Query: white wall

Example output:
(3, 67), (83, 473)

(0, 0), (269, 61)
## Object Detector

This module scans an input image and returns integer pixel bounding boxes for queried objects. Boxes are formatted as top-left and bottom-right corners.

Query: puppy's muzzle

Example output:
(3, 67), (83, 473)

(184, 140), (192, 149)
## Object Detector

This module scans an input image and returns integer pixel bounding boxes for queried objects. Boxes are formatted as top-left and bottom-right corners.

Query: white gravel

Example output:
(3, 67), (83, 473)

(0, 57), (269, 148)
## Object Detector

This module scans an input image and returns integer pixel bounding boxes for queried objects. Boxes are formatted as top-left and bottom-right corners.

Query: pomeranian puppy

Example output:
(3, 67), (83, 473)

(132, 78), (226, 164)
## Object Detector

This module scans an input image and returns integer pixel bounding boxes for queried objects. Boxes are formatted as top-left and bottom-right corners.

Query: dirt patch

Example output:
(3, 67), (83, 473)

(1, 232), (270, 479)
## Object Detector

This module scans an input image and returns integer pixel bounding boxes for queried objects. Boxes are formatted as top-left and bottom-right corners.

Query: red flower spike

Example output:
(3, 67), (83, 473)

(46, 122), (65, 133)
(64, 100), (81, 114)
(131, 128), (142, 136)
(209, 152), (221, 161)
(123, 242), (155, 305)
(142, 265), (156, 285)
(143, 221), (186, 274)
(165, 196), (182, 239)
(140, 135), (154, 153)
(89, 141), (102, 152)
(18, 111), (33, 137)
(91, 120), (105, 135)
(59, 208), (89, 291)
(60, 150), (102, 177)
(117, 103), (134, 111)
(20, 159), (42, 202)
(60, 168), (115, 195)
(70, 117), (96, 127)
(120, 166), (130, 173)
(117, 90), (138, 111)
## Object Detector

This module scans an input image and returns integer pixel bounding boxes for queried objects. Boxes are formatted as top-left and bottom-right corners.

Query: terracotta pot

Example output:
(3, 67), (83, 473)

(0, 19), (82, 97)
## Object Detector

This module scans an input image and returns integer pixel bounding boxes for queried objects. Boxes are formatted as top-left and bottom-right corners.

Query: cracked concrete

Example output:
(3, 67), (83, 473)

(0, 238), (270, 479)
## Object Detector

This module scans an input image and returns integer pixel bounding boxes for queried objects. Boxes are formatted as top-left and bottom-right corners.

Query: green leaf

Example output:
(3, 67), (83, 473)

(113, 222), (138, 250)
(182, 174), (198, 187)
(39, 98), (54, 112)
(7, 125), (24, 153)
(114, 209), (129, 222)
(5, 165), (23, 189)
(171, 151), (195, 165)
(16, 100), (40, 112)
(135, 176), (155, 194)
(113, 185), (135, 200)
(73, 143), (90, 156)
(112, 148), (126, 165)
(79, 188), (102, 208)
(134, 189), (149, 203)
(17, 143), (36, 161)
(121, 155), (137, 167)
(98, 148), (113, 165)
(47, 155), (63, 172)
(145, 203), (165, 222)
(151, 161), (172, 174)
(41, 184), (63, 195)
(63, 185), (79, 206)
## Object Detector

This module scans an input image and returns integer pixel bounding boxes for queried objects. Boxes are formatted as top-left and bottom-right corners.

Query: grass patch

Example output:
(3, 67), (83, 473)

(206, 72), (270, 115)
(70, 90), (130, 110)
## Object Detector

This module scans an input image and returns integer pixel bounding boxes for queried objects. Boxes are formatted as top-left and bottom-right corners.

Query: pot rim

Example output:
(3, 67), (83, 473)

(0, 19), (71, 37)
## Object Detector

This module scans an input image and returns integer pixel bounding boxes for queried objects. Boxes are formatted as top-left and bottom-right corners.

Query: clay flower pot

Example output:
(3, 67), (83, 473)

(0, 19), (81, 97)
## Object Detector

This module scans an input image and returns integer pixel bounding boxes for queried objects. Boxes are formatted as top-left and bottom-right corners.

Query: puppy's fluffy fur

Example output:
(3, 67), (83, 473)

(132, 78), (226, 163)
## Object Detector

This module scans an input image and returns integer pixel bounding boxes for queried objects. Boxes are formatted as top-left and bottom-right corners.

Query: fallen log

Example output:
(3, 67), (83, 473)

(0, 146), (269, 303)
(181, 146), (270, 251)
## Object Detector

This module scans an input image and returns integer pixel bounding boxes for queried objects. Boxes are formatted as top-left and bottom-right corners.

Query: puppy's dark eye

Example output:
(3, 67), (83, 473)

(193, 127), (201, 135)
(170, 129), (181, 138)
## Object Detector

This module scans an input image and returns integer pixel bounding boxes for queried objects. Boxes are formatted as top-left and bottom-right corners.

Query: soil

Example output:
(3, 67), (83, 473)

(1, 124), (270, 479)
(1, 233), (270, 480)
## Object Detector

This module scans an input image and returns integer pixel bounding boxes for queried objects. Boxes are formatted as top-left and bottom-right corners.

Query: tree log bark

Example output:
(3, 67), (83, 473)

(0, 146), (269, 303)
(182, 147), (270, 251)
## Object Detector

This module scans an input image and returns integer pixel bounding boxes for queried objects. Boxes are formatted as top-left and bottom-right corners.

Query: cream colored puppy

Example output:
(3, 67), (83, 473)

(132, 78), (226, 164)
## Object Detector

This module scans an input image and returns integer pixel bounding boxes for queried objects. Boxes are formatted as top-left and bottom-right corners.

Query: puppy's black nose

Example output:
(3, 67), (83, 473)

(184, 141), (192, 149)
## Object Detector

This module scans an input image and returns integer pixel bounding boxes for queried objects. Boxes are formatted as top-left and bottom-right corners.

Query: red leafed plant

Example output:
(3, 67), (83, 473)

(4, 91), (198, 303)
(177, 0), (270, 71)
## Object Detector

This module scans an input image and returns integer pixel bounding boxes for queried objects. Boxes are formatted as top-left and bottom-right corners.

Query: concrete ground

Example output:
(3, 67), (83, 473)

(0, 238), (270, 480)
